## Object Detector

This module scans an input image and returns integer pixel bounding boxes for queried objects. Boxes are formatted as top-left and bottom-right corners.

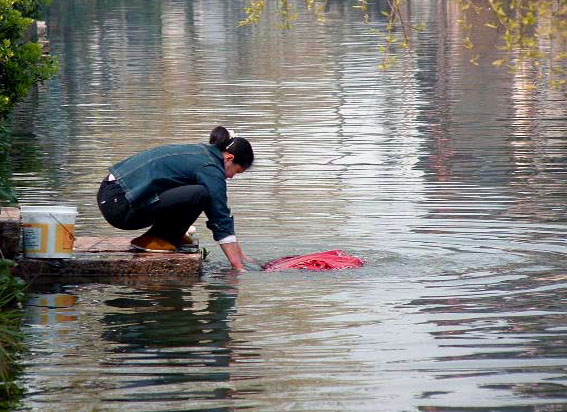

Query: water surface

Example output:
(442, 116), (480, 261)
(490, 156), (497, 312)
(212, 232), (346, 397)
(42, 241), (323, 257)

(8, 0), (567, 411)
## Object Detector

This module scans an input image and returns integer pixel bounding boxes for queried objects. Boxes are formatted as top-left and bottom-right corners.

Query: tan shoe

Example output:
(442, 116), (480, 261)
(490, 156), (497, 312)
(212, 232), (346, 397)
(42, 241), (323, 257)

(130, 234), (176, 253)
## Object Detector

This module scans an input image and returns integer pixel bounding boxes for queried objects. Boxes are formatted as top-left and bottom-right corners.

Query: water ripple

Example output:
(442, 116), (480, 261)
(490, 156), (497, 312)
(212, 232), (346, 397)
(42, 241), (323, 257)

(9, 0), (567, 411)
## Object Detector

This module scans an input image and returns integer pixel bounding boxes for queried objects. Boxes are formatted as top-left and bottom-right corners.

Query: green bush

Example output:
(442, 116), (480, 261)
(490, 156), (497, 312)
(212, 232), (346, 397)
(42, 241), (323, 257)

(0, 0), (59, 119)
(13, 0), (51, 20)
(1, 0), (56, 204)
(0, 258), (26, 411)
(0, 125), (17, 206)
(0, 259), (25, 307)
(0, 1), (56, 406)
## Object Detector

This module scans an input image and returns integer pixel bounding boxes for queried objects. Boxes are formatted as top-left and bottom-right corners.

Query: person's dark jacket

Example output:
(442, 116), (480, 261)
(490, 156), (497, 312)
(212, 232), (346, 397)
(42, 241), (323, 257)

(109, 143), (234, 241)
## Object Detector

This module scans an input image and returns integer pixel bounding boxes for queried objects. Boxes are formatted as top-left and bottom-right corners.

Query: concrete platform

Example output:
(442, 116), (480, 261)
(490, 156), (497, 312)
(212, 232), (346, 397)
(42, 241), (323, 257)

(1, 207), (202, 283)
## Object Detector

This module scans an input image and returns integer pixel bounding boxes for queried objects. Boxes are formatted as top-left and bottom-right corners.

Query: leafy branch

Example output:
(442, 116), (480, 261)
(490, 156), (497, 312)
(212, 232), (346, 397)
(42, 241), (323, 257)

(239, 0), (326, 28)
(238, 0), (567, 89)
(454, 0), (567, 86)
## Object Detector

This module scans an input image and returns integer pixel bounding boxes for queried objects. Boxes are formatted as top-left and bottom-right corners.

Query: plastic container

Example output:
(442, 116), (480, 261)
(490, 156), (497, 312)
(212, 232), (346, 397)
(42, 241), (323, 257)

(20, 205), (78, 259)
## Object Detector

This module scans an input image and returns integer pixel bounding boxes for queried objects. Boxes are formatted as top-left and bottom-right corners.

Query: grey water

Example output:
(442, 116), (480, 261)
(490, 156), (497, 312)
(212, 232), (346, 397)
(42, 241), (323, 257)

(7, 0), (567, 411)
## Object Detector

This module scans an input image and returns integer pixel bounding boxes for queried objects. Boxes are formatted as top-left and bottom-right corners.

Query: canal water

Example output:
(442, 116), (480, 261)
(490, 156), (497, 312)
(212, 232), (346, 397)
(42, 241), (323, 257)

(7, 0), (567, 411)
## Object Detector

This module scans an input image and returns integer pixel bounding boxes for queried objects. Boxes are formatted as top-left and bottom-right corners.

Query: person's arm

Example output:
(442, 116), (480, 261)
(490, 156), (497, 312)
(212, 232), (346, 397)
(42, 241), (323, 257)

(219, 241), (245, 271)
(219, 237), (258, 270)
(196, 167), (255, 270)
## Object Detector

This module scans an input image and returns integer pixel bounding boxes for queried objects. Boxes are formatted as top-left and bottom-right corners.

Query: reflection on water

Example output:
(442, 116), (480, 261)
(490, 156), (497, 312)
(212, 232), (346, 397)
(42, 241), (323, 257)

(22, 279), (250, 411)
(9, 0), (567, 411)
(20, 263), (567, 412)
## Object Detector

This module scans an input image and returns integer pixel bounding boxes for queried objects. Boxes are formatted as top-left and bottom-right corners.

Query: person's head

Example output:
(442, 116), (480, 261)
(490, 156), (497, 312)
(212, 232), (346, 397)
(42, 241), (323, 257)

(210, 126), (254, 179)
(209, 126), (232, 145)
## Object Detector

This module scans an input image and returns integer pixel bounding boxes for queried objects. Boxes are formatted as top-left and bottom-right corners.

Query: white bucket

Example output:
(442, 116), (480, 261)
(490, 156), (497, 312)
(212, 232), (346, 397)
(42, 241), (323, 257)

(20, 205), (78, 259)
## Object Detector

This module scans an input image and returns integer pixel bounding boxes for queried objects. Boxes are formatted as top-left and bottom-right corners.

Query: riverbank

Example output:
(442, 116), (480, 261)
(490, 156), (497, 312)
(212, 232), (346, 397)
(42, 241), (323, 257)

(0, 258), (26, 411)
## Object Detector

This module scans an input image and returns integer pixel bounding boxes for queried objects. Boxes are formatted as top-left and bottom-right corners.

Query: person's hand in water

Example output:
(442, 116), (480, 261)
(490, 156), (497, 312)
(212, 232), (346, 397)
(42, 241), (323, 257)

(237, 243), (262, 270)
(241, 251), (255, 263)
(220, 241), (260, 271)
(243, 261), (263, 271)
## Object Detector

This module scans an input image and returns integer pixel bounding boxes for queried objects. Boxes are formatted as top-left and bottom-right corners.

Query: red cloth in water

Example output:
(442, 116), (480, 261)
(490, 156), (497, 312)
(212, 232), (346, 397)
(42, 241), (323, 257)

(263, 250), (364, 272)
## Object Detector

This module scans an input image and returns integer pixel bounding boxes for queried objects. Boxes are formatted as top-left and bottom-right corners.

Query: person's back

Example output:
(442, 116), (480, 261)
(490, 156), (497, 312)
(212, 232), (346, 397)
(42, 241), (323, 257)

(110, 143), (225, 208)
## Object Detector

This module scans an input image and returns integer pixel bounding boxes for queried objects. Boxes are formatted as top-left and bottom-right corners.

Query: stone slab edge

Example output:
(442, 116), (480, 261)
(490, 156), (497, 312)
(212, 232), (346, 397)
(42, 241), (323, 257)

(1, 207), (202, 279)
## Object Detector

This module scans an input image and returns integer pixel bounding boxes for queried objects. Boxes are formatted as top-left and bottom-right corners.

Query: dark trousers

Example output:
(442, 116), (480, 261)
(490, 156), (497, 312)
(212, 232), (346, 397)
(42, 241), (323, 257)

(97, 178), (210, 245)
